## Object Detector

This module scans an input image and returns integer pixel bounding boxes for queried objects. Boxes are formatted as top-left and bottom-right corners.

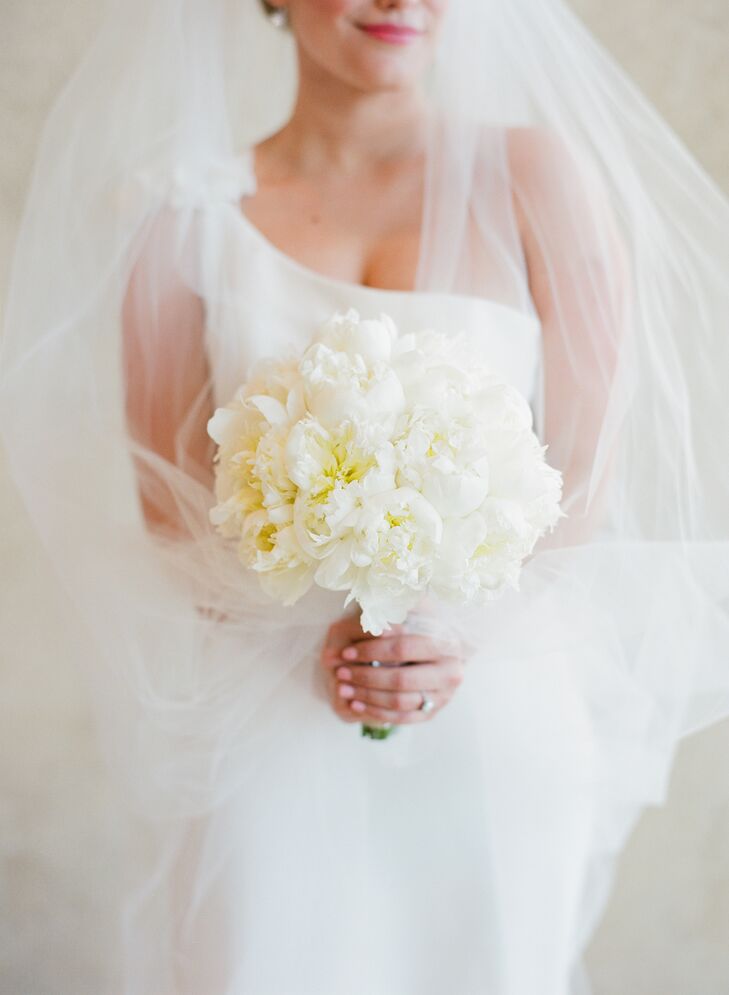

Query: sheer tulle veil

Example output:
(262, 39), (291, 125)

(1, 0), (728, 987)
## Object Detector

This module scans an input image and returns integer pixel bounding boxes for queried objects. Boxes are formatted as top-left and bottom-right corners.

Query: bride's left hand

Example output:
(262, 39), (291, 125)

(320, 615), (466, 726)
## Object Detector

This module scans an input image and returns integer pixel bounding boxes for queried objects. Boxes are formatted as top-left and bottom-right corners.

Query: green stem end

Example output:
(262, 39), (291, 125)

(361, 723), (397, 741)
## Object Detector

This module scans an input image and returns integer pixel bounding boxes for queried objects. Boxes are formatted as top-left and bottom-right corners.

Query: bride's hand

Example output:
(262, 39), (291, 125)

(319, 614), (466, 726)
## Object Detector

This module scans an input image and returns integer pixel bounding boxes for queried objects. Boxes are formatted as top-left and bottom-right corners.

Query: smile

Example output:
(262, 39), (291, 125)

(356, 23), (425, 45)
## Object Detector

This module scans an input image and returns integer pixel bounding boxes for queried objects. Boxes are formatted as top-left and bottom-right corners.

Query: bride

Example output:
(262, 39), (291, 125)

(2, 1), (728, 993)
(125, 0), (475, 735)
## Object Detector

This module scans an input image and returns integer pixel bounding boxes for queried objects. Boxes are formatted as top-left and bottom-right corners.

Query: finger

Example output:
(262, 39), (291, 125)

(324, 672), (361, 724)
(319, 616), (368, 668)
(332, 700), (361, 724)
(328, 615), (367, 645)
(348, 697), (440, 725)
(320, 619), (406, 669)
(337, 684), (429, 713)
(336, 659), (464, 693)
(341, 634), (458, 665)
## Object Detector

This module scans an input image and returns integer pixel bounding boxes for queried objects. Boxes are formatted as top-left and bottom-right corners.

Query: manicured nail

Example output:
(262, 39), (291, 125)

(350, 700), (366, 713)
(336, 667), (352, 681)
(338, 684), (355, 699)
(342, 647), (357, 660)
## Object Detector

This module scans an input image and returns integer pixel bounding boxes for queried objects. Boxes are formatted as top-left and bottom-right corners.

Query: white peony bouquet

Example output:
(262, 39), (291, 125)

(208, 308), (563, 732)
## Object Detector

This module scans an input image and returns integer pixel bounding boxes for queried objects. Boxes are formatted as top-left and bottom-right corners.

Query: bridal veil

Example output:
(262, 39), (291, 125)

(1, 0), (728, 986)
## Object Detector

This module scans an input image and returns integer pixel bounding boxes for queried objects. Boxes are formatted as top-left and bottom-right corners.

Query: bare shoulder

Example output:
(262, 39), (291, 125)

(506, 126), (577, 176)
(505, 126), (599, 212)
(504, 126), (616, 252)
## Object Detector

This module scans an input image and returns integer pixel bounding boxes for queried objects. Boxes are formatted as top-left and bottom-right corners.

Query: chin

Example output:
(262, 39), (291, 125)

(356, 67), (426, 93)
(345, 43), (432, 93)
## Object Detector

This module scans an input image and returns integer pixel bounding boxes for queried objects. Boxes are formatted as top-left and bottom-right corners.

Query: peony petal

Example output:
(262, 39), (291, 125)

(249, 394), (288, 426)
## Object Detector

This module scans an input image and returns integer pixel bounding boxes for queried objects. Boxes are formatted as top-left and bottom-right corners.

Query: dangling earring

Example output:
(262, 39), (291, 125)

(269, 6), (289, 29)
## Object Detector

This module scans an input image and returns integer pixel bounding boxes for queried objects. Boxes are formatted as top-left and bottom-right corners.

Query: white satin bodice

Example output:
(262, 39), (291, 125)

(198, 149), (544, 416)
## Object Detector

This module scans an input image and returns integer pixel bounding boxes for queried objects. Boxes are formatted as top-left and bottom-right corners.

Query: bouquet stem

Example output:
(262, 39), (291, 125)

(361, 723), (397, 740)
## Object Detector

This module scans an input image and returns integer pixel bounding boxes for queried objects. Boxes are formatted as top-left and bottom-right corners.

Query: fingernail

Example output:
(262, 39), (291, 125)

(336, 667), (352, 681)
(350, 700), (366, 713)
(342, 647), (357, 660)
(338, 684), (355, 699)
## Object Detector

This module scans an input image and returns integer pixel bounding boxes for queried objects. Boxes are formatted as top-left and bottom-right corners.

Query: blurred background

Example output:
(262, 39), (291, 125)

(1, 1), (728, 992)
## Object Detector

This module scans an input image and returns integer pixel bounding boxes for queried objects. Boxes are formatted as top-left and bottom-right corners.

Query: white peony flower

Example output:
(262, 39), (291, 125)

(207, 403), (268, 536)
(285, 417), (395, 496)
(341, 488), (443, 635)
(240, 510), (315, 605)
(394, 408), (491, 518)
(299, 343), (405, 433)
(434, 504), (533, 603)
(289, 420), (400, 580)
(313, 308), (397, 366)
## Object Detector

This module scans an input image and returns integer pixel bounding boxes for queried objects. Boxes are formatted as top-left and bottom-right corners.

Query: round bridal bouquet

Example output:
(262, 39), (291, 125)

(208, 309), (563, 735)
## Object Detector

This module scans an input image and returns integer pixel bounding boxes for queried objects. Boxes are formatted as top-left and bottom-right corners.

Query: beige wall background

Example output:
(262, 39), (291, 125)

(1, 1), (728, 992)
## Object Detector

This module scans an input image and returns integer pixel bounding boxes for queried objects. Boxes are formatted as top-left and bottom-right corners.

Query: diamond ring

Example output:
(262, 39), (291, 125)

(419, 692), (435, 713)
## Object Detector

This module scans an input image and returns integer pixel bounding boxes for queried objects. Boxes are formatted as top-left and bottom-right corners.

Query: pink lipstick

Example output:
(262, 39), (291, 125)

(357, 23), (425, 45)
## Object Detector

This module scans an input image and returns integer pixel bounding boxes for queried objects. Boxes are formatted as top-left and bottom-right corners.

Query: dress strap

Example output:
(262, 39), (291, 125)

(128, 151), (257, 211)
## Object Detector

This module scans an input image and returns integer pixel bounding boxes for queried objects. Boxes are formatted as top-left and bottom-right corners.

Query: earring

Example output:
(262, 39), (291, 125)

(269, 6), (288, 29)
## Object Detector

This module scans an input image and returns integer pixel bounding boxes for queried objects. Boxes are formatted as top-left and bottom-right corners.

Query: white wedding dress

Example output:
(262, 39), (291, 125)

(124, 150), (669, 995)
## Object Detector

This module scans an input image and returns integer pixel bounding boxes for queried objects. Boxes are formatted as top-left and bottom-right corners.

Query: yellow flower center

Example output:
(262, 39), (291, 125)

(310, 430), (376, 504)
(254, 522), (277, 552)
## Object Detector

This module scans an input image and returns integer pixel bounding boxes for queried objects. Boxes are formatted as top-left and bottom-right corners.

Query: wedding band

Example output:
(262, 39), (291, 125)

(419, 692), (435, 713)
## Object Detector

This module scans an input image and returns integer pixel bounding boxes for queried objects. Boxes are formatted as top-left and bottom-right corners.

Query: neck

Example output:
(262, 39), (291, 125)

(266, 48), (430, 178)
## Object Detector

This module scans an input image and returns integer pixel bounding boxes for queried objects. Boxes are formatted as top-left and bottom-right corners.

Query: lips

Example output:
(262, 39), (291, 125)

(356, 22), (425, 45)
